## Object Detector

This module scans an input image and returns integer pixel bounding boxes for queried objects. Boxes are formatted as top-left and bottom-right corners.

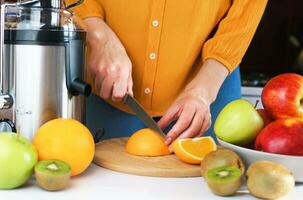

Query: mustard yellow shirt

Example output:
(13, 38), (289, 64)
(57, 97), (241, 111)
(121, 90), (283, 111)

(69, 0), (268, 116)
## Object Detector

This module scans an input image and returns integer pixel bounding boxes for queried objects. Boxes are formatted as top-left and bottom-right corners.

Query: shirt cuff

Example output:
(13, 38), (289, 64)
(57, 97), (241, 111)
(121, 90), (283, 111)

(202, 53), (238, 74)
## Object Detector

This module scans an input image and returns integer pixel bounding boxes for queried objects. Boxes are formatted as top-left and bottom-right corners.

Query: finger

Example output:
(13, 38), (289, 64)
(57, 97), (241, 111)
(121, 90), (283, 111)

(91, 72), (97, 83)
(165, 104), (196, 144)
(112, 77), (128, 101)
(202, 112), (212, 133)
(198, 112), (212, 136)
(112, 66), (132, 101)
(157, 105), (180, 130)
(100, 76), (115, 99)
(88, 64), (98, 88)
(127, 76), (134, 96)
(90, 64), (106, 95)
(94, 75), (103, 94)
(196, 127), (205, 137)
(178, 111), (204, 139)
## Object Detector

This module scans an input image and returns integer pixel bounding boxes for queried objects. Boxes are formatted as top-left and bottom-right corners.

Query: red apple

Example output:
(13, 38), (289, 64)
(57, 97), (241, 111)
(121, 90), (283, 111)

(254, 128), (264, 151)
(254, 118), (303, 156)
(261, 73), (303, 119)
(257, 108), (273, 126)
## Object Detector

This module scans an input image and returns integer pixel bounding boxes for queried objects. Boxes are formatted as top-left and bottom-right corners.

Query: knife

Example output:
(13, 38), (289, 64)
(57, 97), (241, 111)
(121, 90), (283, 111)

(123, 94), (166, 137)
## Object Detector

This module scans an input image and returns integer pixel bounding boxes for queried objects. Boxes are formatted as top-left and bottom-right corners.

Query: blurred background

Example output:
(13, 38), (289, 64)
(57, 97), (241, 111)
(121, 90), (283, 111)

(241, 0), (303, 87)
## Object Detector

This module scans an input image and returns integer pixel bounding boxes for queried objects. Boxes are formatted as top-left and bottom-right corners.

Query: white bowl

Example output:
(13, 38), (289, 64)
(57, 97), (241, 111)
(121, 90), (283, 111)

(218, 139), (303, 182)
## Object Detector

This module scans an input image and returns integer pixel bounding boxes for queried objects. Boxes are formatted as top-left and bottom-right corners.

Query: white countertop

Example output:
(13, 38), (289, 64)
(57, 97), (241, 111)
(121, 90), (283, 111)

(1, 164), (302, 200)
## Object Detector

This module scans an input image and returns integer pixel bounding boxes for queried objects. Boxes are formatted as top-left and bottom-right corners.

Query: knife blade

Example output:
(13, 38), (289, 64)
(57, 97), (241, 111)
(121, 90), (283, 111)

(123, 94), (166, 137)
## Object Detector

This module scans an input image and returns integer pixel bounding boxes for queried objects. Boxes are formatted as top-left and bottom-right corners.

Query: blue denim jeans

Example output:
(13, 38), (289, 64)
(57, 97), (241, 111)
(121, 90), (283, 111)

(86, 67), (241, 141)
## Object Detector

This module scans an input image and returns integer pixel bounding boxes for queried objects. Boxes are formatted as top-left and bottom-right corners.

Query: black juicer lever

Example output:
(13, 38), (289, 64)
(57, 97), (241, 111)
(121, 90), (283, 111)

(65, 40), (92, 97)
(71, 78), (91, 97)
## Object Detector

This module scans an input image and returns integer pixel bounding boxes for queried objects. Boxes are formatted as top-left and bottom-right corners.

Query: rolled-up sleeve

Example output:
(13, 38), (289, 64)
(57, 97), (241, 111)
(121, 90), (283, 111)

(65, 0), (105, 19)
(202, 0), (268, 72)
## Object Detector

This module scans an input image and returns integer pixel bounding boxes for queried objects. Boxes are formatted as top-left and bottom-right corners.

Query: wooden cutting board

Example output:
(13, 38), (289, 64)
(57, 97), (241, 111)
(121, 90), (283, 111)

(94, 137), (201, 177)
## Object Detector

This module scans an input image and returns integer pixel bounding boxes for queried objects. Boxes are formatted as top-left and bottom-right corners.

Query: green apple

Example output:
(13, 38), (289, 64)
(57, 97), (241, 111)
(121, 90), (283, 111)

(0, 132), (38, 189)
(214, 99), (264, 145)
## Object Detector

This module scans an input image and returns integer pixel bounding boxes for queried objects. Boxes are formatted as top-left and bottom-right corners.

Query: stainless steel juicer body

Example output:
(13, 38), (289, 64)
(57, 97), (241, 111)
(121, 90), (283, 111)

(0, 0), (91, 140)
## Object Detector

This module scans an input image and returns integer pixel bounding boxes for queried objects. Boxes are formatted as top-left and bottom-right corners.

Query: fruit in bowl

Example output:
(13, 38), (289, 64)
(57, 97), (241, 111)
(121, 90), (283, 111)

(214, 99), (264, 146)
(261, 73), (303, 119)
(256, 108), (273, 126)
(255, 118), (303, 156)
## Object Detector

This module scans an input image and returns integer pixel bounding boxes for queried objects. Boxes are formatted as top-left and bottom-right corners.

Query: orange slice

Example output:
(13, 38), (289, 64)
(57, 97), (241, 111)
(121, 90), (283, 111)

(172, 136), (217, 164)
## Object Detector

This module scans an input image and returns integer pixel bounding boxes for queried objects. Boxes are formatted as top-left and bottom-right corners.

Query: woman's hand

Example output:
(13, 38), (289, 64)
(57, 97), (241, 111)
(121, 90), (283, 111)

(157, 87), (212, 145)
(158, 59), (229, 145)
(84, 18), (133, 101)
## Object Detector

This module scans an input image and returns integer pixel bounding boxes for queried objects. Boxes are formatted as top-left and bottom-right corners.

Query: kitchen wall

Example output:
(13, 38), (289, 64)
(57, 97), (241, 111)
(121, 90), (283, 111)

(241, 0), (303, 106)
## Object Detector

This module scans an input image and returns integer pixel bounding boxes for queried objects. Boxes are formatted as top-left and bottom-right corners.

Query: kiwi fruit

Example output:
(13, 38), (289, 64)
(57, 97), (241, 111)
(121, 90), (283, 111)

(246, 161), (295, 200)
(205, 166), (242, 196)
(35, 159), (71, 191)
(201, 148), (245, 176)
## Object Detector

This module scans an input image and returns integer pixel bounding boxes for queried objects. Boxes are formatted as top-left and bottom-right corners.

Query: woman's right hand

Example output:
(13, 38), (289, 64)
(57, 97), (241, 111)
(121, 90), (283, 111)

(84, 17), (133, 101)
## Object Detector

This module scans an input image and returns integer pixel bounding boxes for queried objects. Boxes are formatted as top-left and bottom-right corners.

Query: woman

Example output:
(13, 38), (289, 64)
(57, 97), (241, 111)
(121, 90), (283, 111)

(69, 0), (268, 146)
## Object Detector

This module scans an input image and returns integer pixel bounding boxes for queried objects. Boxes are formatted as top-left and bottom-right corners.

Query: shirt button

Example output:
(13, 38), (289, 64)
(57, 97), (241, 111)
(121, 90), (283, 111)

(149, 52), (156, 60)
(152, 20), (159, 27)
(144, 88), (151, 94)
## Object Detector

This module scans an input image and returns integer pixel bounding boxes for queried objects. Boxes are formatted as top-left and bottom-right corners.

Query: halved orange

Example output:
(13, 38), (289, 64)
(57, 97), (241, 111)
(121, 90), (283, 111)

(172, 137), (217, 164)
(126, 128), (171, 156)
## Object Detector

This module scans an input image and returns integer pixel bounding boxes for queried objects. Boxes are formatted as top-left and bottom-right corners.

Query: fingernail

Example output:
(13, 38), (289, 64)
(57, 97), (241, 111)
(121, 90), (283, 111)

(168, 145), (173, 152)
(165, 137), (172, 145)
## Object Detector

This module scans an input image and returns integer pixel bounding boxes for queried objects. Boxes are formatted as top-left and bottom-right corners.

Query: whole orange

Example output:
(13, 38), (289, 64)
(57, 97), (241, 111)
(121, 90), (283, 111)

(33, 118), (95, 176)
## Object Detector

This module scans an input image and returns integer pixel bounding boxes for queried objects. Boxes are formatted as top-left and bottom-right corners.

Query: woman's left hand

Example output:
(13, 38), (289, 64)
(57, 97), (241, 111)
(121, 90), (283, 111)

(158, 59), (229, 146)
(157, 87), (212, 146)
